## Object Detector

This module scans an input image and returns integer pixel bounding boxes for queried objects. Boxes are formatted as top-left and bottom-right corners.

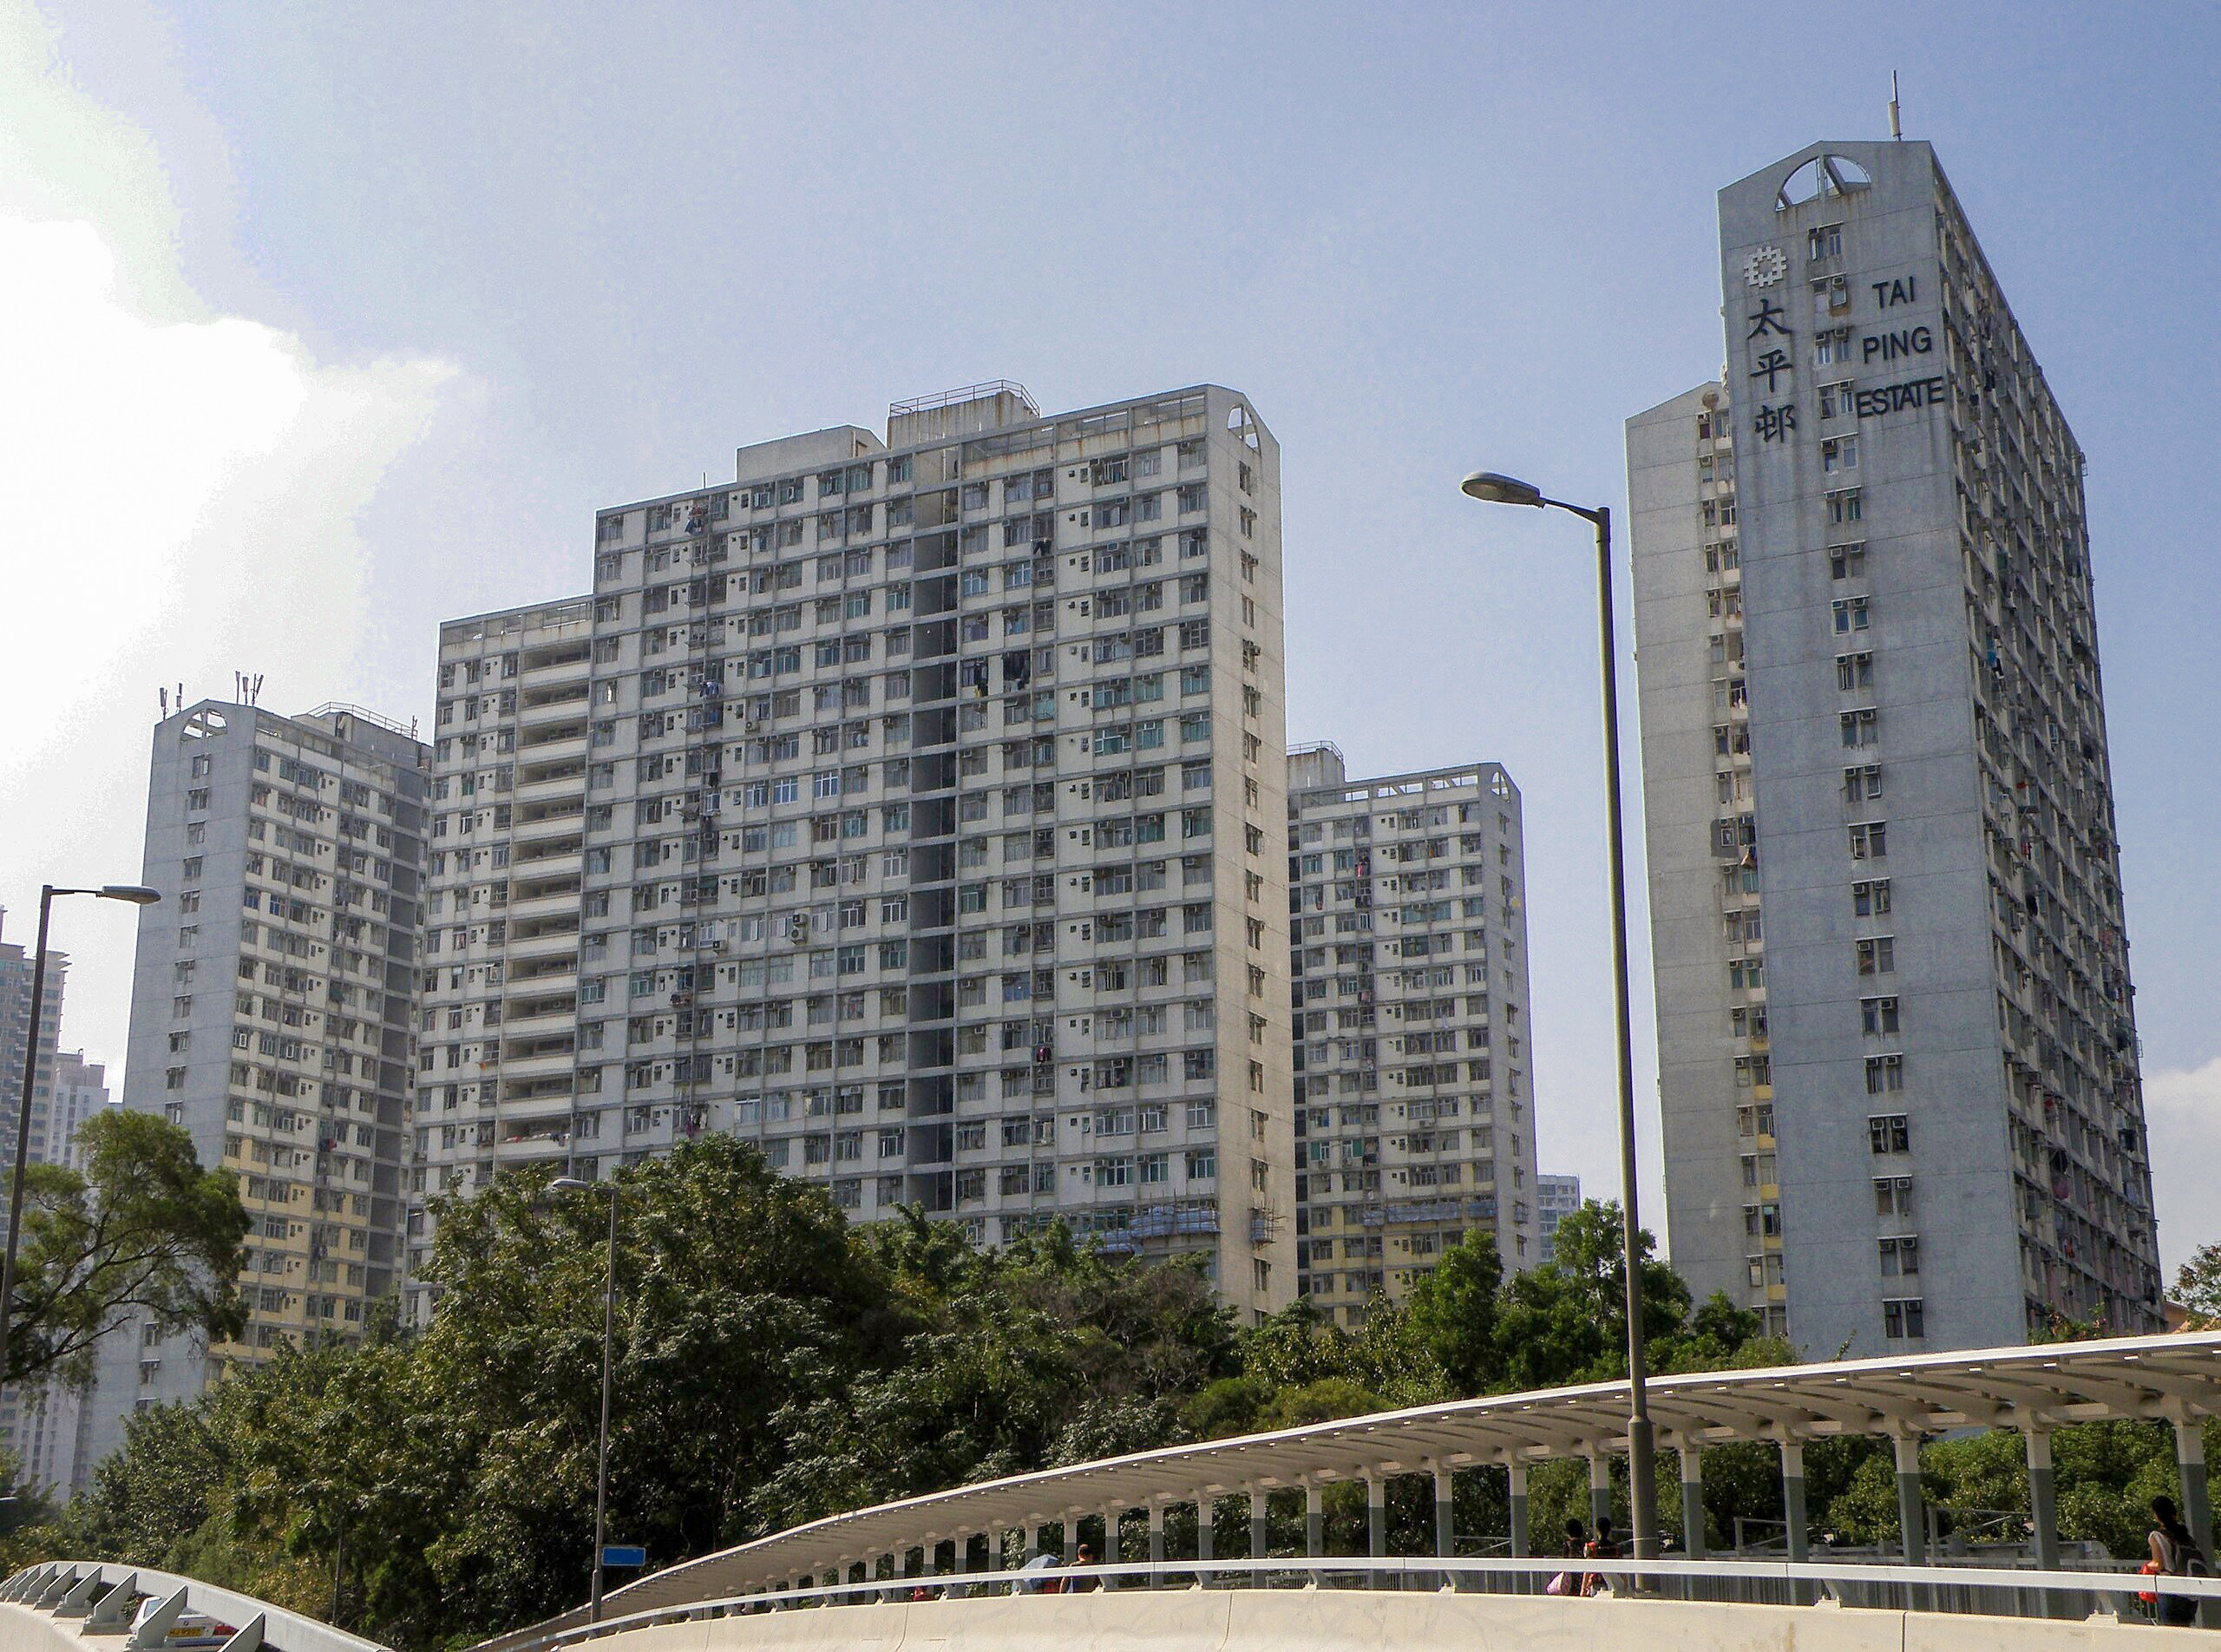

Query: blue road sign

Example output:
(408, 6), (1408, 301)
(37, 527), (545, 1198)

(601, 1545), (648, 1570)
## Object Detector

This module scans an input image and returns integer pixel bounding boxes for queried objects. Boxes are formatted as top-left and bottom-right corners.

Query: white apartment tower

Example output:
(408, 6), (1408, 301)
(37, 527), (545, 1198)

(410, 384), (1296, 1319)
(0, 921), (70, 1491)
(1284, 744), (1539, 1317)
(1628, 141), (2160, 1356)
(82, 700), (429, 1472)
(49, 1052), (109, 1170)
(0, 914), (68, 1181)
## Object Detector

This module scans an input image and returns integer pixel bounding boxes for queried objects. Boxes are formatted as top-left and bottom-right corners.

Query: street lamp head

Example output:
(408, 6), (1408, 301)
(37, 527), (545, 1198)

(548, 1176), (597, 1194)
(98, 885), (162, 907)
(1459, 469), (1545, 508)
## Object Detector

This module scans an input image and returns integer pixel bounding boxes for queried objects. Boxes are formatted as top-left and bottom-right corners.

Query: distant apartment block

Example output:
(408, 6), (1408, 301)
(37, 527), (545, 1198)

(82, 700), (429, 1474)
(1284, 744), (1539, 1318)
(409, 383), (1297, 1319)
(0, 918), (71, 1492)
(1536, 1171), (1581, 1264)
(0, 911), (68, 1181)
(1628, 141), (2159, 1355)
(48, 1052), (108, 1170)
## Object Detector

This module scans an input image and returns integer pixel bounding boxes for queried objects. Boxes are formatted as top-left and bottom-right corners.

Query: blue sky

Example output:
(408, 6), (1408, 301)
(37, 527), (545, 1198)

(4, 1), (2216, 1268)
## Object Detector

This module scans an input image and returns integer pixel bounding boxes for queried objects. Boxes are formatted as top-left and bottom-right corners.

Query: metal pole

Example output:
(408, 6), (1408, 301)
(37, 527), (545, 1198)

(0, 888), (59, 1397)
(589, 1183), (619, 1621)
(1588, 506), (1659, 1564)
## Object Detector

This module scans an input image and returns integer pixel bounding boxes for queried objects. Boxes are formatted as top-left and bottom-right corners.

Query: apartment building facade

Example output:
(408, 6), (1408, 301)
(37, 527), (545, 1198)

(0, 920), (71, 1491)
(1284, 744), (1539, 1318)
(81, 700), (428, 1472)
(409, 383), (1296, 1319)
(47, 1052), (109, 1171)
(1628, 141), (2160, 1356)
(1536, 1171), (1581, 1264)
(0, 912), (68, 1184)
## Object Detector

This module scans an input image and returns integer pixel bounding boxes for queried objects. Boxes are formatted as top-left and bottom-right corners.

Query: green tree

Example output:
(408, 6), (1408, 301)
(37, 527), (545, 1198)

(2175, 1243), (2221, 1328)
(8, 1111), (248, 1390)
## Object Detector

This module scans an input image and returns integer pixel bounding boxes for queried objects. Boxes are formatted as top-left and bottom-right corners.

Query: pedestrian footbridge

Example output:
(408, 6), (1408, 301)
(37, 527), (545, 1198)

(11, 1332), (2221, 1652)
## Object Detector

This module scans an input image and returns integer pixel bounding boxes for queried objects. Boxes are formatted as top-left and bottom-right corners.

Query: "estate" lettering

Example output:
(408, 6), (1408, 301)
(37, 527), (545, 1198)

(1852, 376), (1949, 418)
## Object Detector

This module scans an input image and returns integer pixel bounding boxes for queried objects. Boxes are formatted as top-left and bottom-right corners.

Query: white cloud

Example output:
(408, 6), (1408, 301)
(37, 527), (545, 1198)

(2145, 1056), (2221, 1279)
(0, 2), (468, 1083)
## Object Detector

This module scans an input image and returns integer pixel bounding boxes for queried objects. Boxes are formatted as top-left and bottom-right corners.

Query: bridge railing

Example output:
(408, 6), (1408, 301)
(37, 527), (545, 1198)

(0, 1561), (390, 1652)
(484, 1554), (2221, 1652)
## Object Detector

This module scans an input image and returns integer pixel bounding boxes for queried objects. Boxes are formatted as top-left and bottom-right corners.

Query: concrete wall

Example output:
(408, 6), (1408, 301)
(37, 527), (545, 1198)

(0, 1605), (88, 1652)
(529, 1587), (2181, 1652)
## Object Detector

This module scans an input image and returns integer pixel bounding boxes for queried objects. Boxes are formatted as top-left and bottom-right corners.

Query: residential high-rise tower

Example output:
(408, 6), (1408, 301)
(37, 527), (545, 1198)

(81, 699), (429, 1472)
(1628, 141), (2160, 1355)
(1283, 744), (1539, 1315)
(409, 383), (1296, 1320)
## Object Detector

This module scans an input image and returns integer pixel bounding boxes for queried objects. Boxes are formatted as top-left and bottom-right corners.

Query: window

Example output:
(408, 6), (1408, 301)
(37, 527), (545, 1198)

(1827, 488), (1863, 524)
(1838, 708), (1877, 747)
(1855, 936), (1895, 975)
(1829, 542), (1867, 580)
(1843, 764), (1883, 803)
(1874, 1175), (1913, 1217)
(1864, 1053), (1903, 1094)
(1852, 878), (1891, 916)
(1861, 995), (1900, 1035)
(1831, 596), (1870, 633)
(1879, 1236), (1920, 1277)
(1836, 652), (1873, 692)
(1868, 1113), (1910, 1154)
(1883, 1297), (1924, 1339)
(1807, 223), (1844, 261)
(1849, 821), (1887, 860)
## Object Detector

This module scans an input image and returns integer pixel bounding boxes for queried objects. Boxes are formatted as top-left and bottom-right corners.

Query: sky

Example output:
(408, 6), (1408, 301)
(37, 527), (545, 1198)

(3, 0), (2216, 1272)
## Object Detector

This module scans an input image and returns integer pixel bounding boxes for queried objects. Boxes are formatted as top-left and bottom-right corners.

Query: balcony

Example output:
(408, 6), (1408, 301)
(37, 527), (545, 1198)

(518, 731), (590, 764)
(505, 928), (581, 962)
(500, 1049), (576, 1082)
(519, 686), (591, 725)
(501, 1006), (577, 1040)
(516, 768), (587, 804)
(495, 1130), (572, 1161)
(500, 1089), (576, 1123)
(512, 848), (583, 881)
(508, 888), (581, 923)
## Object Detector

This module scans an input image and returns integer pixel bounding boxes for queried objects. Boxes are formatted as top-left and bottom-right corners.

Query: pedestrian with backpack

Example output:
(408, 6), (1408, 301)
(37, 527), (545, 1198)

(2148, 1495), (2208, 1626)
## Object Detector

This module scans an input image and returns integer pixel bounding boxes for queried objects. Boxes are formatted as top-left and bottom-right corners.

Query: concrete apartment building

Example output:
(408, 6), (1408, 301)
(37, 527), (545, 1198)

(409, 382), (1297, 1320)
(1283, 744), (1539, 1317)
(0, 920), (71, 1491)
(81, 700), (429, 1473)
(47, 1052), (108, 1171)
(1536, 1171), (1581, 1264)
(1628, 141), (2159, 1356)
(10, 1056), (109, 1499)
(0, 913), (69, 1183)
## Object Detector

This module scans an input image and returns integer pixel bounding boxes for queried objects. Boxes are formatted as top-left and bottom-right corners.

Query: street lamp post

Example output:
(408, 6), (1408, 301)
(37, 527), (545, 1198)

(549, 1174), (619, 1621)
(1, 884), (161, 1399)
(1458, 471), (1659, 1563)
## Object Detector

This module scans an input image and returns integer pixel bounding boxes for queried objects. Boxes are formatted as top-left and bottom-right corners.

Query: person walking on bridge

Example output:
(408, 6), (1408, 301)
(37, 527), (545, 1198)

(2148, 1496), (2207, 1626)
(1546, 1518), (1587, 1596)
(1582, 1514), (1622, 1597)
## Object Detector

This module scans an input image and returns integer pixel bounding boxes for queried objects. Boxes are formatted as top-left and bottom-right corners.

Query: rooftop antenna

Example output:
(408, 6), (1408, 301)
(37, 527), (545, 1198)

(159, 686), (168, 718)
(1889, 70), (1903, 140)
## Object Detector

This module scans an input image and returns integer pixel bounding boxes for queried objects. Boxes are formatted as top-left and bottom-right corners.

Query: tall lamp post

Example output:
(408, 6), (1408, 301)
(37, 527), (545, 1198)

(549, 1175), (620, 1621)
(1458, 471), (1658, 1562)
(2, 884), (161, 1397)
